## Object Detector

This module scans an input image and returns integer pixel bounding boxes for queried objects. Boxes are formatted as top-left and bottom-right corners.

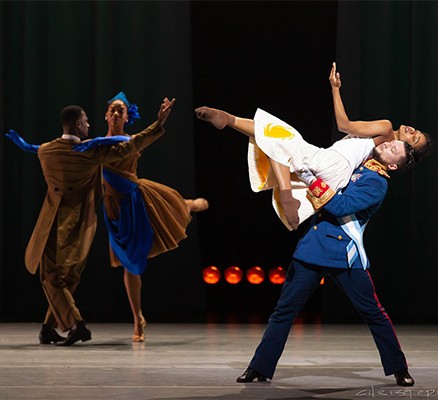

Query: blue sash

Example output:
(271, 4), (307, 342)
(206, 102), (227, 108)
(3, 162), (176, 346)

(103, 169), (154, 275)
(6, 131), (130, 153)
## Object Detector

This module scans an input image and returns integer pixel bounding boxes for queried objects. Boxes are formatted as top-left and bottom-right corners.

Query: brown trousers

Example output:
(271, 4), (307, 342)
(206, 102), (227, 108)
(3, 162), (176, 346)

(39, 224), (86, 332)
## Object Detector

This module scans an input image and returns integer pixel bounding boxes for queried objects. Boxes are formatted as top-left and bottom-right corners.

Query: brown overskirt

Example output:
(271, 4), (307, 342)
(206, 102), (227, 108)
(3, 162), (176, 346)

(104, 178), (192, 268)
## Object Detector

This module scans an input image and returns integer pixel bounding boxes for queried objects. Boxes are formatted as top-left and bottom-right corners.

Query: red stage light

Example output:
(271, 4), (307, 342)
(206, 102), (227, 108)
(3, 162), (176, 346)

(224, 266), (243, 284)
(246, 266), (265, 284)
(320, 277), (325, 285)
(268, 266), (286, 284)
(202, 266), (221, 284)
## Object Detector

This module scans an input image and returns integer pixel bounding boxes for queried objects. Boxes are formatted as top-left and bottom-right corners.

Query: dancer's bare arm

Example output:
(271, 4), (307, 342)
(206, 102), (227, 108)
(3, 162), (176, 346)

(158, 97), (176, 126)
(330, 62), (393, 144)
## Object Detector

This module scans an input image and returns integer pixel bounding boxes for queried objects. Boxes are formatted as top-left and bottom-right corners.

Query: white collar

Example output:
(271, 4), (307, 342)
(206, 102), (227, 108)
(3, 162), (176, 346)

(61, 133), (81, 143)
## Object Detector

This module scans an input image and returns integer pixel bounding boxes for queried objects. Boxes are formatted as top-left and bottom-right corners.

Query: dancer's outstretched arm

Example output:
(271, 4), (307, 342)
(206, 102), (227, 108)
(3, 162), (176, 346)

(330, 62), (393, 145)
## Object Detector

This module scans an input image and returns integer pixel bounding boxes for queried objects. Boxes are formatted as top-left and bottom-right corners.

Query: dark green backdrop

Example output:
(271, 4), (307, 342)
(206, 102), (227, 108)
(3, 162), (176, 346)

(1, 1), (437, 324)
(1, 1), (205, 322)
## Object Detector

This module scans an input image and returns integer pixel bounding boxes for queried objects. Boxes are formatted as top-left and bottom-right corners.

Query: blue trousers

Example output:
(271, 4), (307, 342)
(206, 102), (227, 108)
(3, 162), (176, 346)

(249, 259), (408, 379)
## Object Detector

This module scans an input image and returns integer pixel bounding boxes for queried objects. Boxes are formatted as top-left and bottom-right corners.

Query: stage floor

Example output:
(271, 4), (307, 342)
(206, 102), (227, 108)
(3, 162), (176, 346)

(0, 323), (437, 399)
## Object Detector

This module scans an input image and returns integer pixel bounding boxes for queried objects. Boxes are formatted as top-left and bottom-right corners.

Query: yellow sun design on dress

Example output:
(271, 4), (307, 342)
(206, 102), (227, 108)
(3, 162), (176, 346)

(264, 123), (295, 139)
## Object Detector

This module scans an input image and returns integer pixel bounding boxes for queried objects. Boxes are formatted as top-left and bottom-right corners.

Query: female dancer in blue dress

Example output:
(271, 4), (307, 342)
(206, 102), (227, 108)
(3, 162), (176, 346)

(102, 92), (208, 341)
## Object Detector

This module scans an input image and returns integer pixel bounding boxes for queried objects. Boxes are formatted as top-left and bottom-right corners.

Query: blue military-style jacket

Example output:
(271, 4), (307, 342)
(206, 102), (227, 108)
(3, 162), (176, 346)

(293, 163), (388, 270)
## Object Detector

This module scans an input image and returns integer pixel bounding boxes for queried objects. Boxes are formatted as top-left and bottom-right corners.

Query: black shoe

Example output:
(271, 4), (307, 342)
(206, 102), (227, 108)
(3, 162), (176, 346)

(56, 320), (92, 346)
(394, 369), (415, 386)
(236, 367), (267, 383)
(39, 324), (66, 344)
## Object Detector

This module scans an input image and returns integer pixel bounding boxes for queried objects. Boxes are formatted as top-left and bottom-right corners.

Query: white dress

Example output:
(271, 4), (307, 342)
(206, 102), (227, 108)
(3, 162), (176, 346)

(248, 109), (375, 230)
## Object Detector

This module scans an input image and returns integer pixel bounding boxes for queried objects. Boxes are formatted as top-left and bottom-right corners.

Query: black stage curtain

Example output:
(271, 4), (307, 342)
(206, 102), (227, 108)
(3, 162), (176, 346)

(1, 1), (437, 323)
(191, 1), (339, 322)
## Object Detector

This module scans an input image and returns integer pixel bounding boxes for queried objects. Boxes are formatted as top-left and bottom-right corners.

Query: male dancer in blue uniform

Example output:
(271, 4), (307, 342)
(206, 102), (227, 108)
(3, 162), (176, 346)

(236, 150), (416, 387)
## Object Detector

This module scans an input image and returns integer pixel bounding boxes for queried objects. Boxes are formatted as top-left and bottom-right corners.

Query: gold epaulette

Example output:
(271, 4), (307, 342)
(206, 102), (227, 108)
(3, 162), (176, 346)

(363, 158), (390, 178)
(306, 178), (336, 210)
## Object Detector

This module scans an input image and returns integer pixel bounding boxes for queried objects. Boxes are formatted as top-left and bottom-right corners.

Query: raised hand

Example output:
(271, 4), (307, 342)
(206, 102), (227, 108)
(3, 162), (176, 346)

(157, 97), (176, 126)
(329, 62), (341, 89)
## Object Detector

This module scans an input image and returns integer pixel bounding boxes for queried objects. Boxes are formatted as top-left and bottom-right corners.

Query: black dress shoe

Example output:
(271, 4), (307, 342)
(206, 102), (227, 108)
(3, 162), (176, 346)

(236, 367), (267, 383)
(39, 324), (66, 344)
(56, 320), (91, 346)
(394, 369), (415, 386)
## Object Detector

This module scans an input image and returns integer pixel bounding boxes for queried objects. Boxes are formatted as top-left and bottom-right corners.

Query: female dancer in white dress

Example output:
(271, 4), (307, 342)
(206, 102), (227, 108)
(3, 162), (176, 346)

(195, 63), (428, 230)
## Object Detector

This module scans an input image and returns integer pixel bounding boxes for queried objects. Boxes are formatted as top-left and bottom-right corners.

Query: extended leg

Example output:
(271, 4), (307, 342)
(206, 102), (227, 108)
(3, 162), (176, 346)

(195, 106), (255, 137)
(124, 269), (146, 342)
(331, 268), (413, 385)
(196, 106), (301, 228)
(239, 260), (321, 381)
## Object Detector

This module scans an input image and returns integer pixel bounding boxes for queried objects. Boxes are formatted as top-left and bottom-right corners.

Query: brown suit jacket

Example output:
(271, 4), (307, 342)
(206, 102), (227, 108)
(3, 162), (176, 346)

(24, 121), (164, 274)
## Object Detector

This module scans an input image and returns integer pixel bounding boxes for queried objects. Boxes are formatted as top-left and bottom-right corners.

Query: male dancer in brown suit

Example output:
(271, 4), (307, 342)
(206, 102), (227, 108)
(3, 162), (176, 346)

(23, 97), (175, 346)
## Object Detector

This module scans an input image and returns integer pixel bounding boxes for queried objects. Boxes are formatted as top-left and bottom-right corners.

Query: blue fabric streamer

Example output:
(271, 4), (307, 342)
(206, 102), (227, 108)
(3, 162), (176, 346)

(5, 130), (131, 154)
(102, 168), (154, 275)
(73, 135), (130, 152)
(6, 130), (40, 153)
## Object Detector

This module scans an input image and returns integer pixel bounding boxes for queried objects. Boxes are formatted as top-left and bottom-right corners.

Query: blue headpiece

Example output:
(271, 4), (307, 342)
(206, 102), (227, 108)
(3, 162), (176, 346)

(107, 91), (140, 125)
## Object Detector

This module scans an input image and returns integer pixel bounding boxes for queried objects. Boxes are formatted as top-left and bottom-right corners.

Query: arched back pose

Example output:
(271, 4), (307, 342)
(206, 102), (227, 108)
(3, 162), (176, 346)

(235, 145), (416, 387)
(195, 62), (430, 230)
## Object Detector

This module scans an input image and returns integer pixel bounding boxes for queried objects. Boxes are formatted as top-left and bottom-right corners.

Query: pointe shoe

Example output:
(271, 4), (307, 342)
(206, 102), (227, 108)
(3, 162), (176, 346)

(132, 319), (146, 342)
(194, 106), (235, 130)
(188, 198), (209, 213)
(236, 367), (267, 383)
(279, 189), (301, 230)
(39, 324), (66, 344)
(394, 368), (415, 386)
(56, 320), (92, 346)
